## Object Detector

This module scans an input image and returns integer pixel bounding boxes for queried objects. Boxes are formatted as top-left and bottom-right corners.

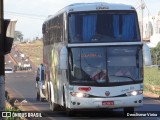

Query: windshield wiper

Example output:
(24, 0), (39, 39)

(110, 75), (136, 82)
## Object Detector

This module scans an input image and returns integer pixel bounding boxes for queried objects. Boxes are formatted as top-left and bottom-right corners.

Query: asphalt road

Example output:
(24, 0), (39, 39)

(5, 54), (15, 68)
(4, 53), (160, 120)
(4, 71), (160, 120)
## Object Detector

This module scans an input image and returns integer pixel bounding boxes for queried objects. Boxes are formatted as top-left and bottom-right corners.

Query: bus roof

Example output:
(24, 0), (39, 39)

(44, 2), (135, 22)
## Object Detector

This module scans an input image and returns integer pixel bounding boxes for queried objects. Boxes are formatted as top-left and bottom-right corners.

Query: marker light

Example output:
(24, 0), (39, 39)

(78, 87), (91, 92)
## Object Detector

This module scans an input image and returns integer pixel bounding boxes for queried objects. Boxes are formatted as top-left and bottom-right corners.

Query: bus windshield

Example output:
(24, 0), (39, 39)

(68, 11), (140, 43)
(69, 46), (143, 86)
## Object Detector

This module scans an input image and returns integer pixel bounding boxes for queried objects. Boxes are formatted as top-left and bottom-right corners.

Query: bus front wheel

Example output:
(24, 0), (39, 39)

(66, 108), (75, 116)
(124, 107), (134, 114)
(50, 101), (58, 111)
(63, 91), (75, 116)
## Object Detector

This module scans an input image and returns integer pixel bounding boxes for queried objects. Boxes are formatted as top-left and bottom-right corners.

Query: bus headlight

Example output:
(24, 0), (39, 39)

(70, 92), (90, 98)
(131, 91), (138, 96)
(126, 90), (143, 96)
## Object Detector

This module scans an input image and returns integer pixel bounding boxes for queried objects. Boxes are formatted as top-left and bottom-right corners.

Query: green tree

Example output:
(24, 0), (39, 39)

(151, 42), (160, 65)
(14, 31), (23, 42)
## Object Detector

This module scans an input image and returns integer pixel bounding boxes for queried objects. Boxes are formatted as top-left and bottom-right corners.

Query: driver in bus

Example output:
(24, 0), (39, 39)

(91, 69), (107, 81)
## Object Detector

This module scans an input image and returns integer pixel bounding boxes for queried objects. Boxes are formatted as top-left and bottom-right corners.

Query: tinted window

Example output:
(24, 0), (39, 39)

(69, 46), (143, 86)
(68, 11), (140, 43)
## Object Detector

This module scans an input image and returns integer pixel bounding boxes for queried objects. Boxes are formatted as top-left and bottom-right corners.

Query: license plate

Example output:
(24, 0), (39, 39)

(102, 101), (114, 106)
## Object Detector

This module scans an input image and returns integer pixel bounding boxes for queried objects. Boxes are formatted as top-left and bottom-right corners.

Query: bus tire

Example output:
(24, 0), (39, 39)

(63, 90), (75, 116)
(124, 107), (134, 114)
(66, 109), (75, 117)
(50, 101), (58, 111)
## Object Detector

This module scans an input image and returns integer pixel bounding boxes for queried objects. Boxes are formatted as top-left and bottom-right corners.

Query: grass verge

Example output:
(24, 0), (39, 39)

(5, 91), (21, 120)
(144, 66), (160, 95)
(15, 40), (43, 67)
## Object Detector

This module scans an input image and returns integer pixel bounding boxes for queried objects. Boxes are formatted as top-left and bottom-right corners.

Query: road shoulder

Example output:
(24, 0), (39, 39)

(143, 91), (160, 100)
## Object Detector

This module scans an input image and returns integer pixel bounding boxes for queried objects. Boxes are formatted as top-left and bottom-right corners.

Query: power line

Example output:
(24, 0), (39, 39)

(135, 0), (153, 17)
(4, 11), (46, 20)
(134, 0), (141, 8)
(143, 0), (153, 16)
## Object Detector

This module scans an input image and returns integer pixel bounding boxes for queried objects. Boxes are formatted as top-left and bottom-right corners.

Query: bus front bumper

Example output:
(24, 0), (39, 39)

(69, 95), (143, 109)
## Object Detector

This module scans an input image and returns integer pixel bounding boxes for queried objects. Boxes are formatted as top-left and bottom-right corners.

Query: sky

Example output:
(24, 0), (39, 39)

(4, 0), (160, 39)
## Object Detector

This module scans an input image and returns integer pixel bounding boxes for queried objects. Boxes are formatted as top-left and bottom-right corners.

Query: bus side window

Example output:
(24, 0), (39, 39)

(68, 50), (73, 71)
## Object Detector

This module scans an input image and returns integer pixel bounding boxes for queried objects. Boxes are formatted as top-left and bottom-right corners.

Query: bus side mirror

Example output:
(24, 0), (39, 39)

(143, 43), (152, 66)
(60, 47), (68, 70)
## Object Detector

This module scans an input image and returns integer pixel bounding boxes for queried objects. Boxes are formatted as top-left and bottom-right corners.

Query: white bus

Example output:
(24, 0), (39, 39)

(41, 2), (152, 115)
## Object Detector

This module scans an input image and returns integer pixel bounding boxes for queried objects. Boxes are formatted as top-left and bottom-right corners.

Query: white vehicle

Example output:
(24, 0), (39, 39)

(36, 64), (46, 101)
(42, 2), (152, 115)
(5, 67), (14, 73)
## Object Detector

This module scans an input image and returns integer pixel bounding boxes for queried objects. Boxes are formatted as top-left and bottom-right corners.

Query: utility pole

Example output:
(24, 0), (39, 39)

(0, 1), (16, 114)
(0, 0), (5, 112)
(141, 0), (145, 41)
